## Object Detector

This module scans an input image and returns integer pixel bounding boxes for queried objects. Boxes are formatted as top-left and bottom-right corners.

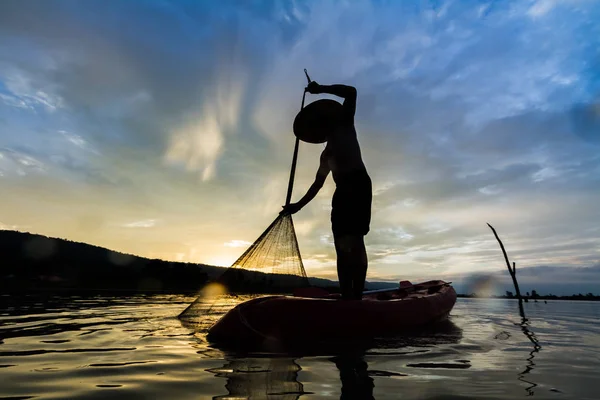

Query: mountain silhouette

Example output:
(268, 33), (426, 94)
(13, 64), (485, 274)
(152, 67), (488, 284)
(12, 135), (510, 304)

(0, 230), (220, 293)
(0, 230), (398, 294)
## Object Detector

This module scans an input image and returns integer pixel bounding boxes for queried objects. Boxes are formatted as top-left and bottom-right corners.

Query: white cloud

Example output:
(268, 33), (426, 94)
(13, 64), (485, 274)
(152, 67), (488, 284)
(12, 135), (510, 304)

(0, 221), (19, 230)
(478, 185), (502, 195)
(528, 0), (559, 17)
(531, 167), (560, 182)
(224, 240), (252, 248)
(0, 148), (46, 176)
(122, 219), (157, 228)
(58, 130), (100, 155)
(165, 110), (224, 181)
(164, 65), (246, 181)
(0, 67), (64, 112)
(0, 93), (30, 109)
(403, 198), (419, 207)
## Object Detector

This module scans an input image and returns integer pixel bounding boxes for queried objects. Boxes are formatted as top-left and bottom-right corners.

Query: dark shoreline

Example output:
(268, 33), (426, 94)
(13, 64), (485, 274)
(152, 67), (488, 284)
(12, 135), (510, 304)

(456, 293), (600, 301)
(2, 230), (598, 301)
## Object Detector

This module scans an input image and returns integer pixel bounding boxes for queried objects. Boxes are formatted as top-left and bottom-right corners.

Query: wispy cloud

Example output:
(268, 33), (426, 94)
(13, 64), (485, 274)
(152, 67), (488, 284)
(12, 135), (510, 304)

(0, 148), (47, 176)
(122, 219), (157, 228)
(164, 63), (247, 181)
(0, 221), (19, 230)
(224, 240), (252, 248)
(0, 66), (65, 112)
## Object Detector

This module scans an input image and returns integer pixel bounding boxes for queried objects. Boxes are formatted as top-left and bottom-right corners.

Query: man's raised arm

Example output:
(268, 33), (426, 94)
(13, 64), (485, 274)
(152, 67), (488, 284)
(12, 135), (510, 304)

(309, 83), (356, 99)
(306, 82), (357, 119)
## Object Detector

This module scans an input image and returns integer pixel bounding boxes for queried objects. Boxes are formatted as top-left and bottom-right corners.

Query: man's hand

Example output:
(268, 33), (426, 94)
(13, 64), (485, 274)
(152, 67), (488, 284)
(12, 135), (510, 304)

(280, 203), (302, 215)
(306, 81), (322, 94)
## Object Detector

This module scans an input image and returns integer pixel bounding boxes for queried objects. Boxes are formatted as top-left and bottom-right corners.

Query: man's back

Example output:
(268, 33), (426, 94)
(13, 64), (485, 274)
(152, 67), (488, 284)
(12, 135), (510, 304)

(325, 124), (367, 183)
(316, 82), (368, 183)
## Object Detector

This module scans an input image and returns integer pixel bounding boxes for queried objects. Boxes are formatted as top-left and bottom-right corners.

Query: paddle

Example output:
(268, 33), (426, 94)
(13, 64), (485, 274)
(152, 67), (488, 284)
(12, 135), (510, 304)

(293, 281), (415, 299)
(294, 280), (453, 299)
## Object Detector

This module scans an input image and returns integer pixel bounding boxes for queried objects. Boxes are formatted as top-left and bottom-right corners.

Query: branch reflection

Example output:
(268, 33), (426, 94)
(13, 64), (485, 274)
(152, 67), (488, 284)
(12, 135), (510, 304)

(517, 316), (542, 396)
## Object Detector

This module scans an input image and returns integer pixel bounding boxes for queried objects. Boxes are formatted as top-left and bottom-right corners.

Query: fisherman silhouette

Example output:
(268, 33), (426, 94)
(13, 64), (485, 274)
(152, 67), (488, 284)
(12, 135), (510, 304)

(281, 80), (372, 300)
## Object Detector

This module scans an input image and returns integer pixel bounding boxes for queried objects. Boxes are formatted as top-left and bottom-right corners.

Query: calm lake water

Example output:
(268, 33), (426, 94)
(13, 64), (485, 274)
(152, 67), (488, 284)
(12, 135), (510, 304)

(0, 294), (599, 400)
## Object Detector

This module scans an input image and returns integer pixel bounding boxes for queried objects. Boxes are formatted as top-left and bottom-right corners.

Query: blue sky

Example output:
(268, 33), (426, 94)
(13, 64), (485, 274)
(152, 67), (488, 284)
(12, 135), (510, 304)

(0, 0), (599, 293)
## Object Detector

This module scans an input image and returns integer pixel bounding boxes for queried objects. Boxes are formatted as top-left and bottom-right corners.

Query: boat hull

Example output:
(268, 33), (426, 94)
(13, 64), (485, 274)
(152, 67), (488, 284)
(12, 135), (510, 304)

(207, 280), (456, 348)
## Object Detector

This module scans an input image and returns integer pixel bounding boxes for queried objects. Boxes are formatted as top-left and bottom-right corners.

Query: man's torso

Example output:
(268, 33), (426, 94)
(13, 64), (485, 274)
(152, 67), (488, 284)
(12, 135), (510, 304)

(324, 125), (367, 183)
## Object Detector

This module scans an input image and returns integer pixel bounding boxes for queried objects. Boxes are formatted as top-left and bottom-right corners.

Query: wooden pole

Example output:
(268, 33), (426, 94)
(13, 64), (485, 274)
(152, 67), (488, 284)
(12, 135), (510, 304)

(285, 137), (301, 206)
(285, 70), (311, 206)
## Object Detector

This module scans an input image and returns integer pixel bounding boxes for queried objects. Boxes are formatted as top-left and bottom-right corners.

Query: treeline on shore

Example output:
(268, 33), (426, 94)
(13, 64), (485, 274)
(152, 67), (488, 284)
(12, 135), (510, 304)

(458, 289), (600, 301)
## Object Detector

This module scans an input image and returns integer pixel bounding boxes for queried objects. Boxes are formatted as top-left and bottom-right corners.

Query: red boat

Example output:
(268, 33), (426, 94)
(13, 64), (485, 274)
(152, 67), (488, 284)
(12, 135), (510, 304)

(207, 280), (456, 347)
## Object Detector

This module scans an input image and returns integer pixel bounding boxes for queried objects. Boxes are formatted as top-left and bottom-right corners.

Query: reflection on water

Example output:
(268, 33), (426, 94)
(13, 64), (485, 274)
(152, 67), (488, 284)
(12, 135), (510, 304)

(500, 297), (543, 396)
(517, 317), (543, 396)
(1, 294), (599, 399)
(207, 320), (463, 400)
(208, 357), (306, 400)
(333, 353), (374, 400)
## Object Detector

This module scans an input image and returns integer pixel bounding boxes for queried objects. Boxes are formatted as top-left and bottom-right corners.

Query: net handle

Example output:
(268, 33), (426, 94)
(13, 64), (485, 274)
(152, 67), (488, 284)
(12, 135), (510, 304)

(285, 69), (312, 206)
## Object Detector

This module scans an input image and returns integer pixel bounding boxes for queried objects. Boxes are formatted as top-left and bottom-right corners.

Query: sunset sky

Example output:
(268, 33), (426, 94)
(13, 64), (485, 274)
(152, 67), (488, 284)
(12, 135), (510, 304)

(1, 0), (599, 291)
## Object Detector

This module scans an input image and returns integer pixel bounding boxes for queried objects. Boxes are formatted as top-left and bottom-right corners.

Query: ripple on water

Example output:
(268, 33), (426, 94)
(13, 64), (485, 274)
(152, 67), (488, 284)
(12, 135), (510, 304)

(0, 295), (599, 399)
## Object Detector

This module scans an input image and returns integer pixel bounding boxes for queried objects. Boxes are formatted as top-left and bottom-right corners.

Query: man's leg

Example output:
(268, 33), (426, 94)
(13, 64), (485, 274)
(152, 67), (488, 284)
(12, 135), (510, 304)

(351, 235), (368, 300)
(334, 235), (368, 300)
(334, 235), (354, 299)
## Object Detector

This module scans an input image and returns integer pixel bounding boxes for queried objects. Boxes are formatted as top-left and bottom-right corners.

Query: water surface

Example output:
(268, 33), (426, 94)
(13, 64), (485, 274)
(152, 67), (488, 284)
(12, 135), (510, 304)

(1, 294), (598, 399)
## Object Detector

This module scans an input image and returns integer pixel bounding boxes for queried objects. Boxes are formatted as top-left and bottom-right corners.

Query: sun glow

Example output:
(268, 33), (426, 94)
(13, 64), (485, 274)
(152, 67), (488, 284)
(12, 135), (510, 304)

(206, 255), (238, 268)
(200, 282), (227, 299)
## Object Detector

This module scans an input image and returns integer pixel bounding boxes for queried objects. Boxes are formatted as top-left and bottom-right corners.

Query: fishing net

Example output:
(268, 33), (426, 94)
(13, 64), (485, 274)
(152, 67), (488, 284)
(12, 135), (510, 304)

(217, 213), (308, 290)
(178, 213), (309, 327)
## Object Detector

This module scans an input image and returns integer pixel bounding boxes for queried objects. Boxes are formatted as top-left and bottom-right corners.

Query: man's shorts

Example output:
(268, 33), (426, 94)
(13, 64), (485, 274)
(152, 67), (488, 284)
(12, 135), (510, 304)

(331, 169), (372, 236)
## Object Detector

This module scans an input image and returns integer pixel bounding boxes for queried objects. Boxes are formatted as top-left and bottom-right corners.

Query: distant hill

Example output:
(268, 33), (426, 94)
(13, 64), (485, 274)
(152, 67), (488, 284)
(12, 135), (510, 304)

(0, 230), (226, 293)
(0, 230), (401, 294)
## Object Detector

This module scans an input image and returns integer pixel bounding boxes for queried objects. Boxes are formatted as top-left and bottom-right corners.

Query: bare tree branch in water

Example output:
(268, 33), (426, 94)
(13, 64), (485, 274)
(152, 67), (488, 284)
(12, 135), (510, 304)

(487, 223), (543, 395)
(487, 223), (527, 320)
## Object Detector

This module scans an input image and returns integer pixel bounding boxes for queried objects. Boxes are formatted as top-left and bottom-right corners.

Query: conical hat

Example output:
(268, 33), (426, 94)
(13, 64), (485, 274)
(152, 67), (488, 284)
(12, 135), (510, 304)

(293, 99), (343, 144)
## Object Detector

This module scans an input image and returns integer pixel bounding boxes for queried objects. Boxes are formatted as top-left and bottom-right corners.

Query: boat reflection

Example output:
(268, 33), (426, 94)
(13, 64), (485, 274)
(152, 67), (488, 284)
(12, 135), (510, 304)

(208, 320), (463, 399)
(208, 354), (377, 400)
(207, 357), (307, 400)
